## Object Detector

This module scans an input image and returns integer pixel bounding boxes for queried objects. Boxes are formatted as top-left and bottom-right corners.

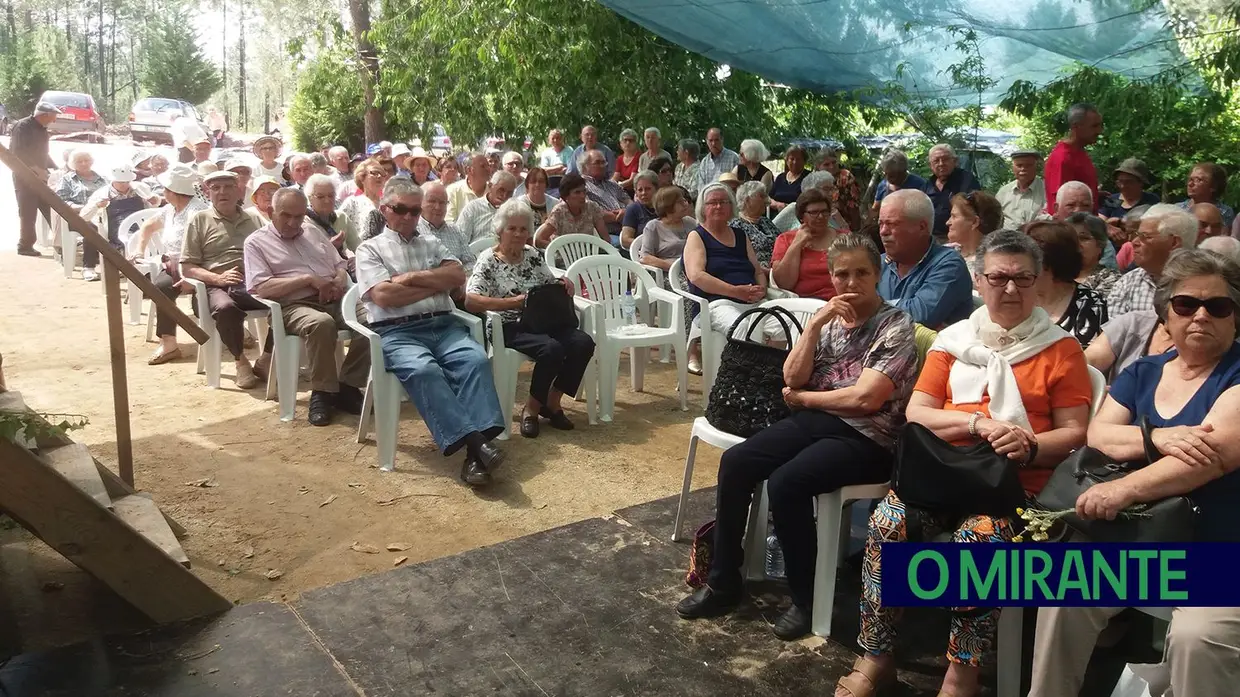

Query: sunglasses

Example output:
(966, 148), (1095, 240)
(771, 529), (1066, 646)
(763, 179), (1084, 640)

(385, 204), (422, 217)
(981, 272), (1037, 289)
(1170, 295), (1236, 319)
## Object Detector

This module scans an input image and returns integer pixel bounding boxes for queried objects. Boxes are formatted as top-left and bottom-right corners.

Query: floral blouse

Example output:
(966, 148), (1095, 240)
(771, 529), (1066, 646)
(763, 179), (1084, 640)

(1080, 266), (1121, 300)
(728, 215), (779, 266)
(834, 168), (861, 229)
(674, 161), (701, 200)
(466, 246), (557, 324)
(1057, 283), (1109, 348)
(546, 200), (605, 239)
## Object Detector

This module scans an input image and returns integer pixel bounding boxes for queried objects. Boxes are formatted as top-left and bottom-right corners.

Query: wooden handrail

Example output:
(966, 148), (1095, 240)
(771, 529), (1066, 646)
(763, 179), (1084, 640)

(0, 143), (208, 343)
(2, 141), (213, 485)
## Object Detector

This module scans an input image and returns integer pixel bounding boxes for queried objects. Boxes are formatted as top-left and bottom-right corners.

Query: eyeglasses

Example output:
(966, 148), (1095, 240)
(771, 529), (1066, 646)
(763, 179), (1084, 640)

(981, 273), (1037, 288)
(803, 208), (831, 217)
(1170, 295), (1236, 318)
(384, 204), (422, 217)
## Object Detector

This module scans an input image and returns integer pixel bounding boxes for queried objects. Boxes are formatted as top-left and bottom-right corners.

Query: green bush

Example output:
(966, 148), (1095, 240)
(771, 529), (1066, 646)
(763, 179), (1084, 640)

(0, 37), (52, 117)
(288, 48), (367, 153)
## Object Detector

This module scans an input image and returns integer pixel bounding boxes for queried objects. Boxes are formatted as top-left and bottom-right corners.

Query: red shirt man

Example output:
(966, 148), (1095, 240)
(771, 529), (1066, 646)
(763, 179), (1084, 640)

(1044, 104), (1103, 213)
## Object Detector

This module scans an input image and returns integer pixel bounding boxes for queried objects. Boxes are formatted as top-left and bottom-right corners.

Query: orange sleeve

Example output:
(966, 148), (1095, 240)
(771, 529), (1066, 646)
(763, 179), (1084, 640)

(772, 231), (791, 263)
(1047, 338), (1094, 409)
(912, 350), (954, 402)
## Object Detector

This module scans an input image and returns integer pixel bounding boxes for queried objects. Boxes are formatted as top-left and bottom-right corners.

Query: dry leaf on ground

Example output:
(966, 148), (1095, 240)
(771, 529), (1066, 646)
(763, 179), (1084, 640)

(320, 494), (337, 508)
(185, 478), (218, 488)
(386, 542), (410, 551)
(241, 545), (254, 559)
(350, 542), (380, 554)
(265, 569), (283, 580)
(394, 556), (409, 566)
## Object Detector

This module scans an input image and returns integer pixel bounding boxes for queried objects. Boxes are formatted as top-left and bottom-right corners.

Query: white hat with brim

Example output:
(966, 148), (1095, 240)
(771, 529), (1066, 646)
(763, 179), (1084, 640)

(224, 157), (254, 173)
(111, 165), (137, 183)
(391, 143), (411, 158)
(249, 176), (281, 203)
(159, 165), (199, 197)
(196, 162), (220, 177)
(202, 170), (237, 185)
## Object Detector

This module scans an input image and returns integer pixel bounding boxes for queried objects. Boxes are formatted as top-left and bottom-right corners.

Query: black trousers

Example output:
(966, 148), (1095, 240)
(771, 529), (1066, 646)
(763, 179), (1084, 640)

(13, 178), (48, 250)
(500, 323), (595, 406)
(152, 265), (182, 337)
(708, 409), (892, 610)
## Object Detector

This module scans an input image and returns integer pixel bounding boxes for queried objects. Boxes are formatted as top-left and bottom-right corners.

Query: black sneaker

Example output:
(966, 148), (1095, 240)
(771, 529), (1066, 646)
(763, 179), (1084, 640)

(772, 604), (812, 640)
(675, 586), (742, 620)
(334, 384), (364, 415)
(308, 390), (334, 426)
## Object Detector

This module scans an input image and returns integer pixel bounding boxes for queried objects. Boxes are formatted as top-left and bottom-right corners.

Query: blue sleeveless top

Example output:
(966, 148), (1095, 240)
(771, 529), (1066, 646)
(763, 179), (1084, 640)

(1110, 342), (1240, 541)
(689, 225), (755, 302)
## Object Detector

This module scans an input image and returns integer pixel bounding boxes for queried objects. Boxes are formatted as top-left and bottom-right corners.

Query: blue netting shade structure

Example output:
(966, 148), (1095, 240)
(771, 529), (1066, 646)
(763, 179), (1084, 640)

(598, 0), (1189, 103)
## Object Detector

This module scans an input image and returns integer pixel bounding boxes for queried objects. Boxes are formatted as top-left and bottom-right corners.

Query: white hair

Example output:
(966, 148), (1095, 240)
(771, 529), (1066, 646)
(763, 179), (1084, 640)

(1142, 203), (1199, 250)
(304, 173), (337, 194)
(619, 128), (638, 141)
(802, 170), (835, 191)
(734, 180), (768, 209)
(69, 149), (93, 167)
(380, 177), (422, 206)
(1056, 180), (1094, 207)
(695, 182), (737, 222)
(644, 126), (660, 138)
(929, 143), (957, 160)
(492, 198), (536, 237)
(489, 170), (518, 189)
(1200, 235), (1240, 263)
(327, 146), (348, 159)
(271, 186), (307, 211)
(884, 188), (935, 229)
(288, 153), (311, 168)
(577, 148), (605, 171)
(738, 139), (769, 163)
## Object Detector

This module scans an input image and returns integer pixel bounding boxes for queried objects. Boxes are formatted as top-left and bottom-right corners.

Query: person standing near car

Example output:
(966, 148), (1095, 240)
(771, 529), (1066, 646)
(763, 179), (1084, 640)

(9, 102), (62, 257)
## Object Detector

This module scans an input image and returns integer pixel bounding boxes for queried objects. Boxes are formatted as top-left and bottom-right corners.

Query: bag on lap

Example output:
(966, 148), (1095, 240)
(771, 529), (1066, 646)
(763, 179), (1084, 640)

(892, 422), (1026, 517)
(704, 306), (802, 438)
(520, 282), (578, 335)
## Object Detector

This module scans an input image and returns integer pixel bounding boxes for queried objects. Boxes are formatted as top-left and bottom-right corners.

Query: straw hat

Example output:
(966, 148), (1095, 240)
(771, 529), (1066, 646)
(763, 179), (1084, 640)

(252, 135), (282, 155)
(408, 146), (435, 165)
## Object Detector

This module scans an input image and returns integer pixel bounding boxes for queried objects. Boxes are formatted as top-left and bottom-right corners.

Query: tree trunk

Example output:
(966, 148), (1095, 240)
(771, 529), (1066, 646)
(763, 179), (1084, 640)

(237, 0), (246, 131)
(97, 0), (104, 104)
(108, 0), (116, 117)
(221, 0), (227, 105)
(348, 0), (385, 144)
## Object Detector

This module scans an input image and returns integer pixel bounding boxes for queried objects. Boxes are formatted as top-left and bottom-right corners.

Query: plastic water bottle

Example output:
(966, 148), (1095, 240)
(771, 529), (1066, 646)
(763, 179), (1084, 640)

(619, 290), (636, 325)
(764, 535), (786, 579)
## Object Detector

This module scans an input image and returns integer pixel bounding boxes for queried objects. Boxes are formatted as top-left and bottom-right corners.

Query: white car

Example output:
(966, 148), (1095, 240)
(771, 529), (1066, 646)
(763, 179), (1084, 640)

(127, 98), (208, 145)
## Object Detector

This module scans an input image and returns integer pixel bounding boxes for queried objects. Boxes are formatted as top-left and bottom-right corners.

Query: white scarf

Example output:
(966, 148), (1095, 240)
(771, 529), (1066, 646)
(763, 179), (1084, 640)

(929, 306), (1069, 430)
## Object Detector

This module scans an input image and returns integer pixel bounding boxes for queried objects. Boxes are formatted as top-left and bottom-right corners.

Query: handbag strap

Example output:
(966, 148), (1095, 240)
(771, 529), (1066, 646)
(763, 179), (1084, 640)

(727, 306), (803, 345)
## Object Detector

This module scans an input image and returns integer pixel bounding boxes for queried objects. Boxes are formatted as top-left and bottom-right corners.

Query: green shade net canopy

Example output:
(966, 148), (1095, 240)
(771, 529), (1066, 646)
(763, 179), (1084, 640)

(597, 0), (1188, 103)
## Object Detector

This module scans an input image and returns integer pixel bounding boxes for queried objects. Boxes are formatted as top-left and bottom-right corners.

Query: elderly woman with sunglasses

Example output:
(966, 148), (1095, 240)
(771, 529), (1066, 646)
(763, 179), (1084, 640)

(839, 230), (1092, 697)
(1029, 248), (1240, 697)
(340, 157), (392, 242)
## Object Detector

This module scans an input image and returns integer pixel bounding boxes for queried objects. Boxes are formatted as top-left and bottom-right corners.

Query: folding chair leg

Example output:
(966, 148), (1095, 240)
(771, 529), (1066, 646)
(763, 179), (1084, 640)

(127, 279), (144, 325)
(671, 433), (699, 541)
(743, 482), (769, 582)
(812, 490), (845, 637)
(630, 347), (647, 392)
(496, 358), (514, 442)
(375, 377), (401, 472)
(61, 229), (76, 278)
(275, 339), (300, 422)
(205, 334), (223, 389)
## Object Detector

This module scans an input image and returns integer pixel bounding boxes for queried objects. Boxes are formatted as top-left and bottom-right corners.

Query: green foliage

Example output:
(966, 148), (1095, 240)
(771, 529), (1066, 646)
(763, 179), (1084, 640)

(0, 411), (88, 445)
(140, 15), (224, 105)
(0, 36), (52, 116)
(1000, 66), (1240, 207)
(287, 45), (367, 153)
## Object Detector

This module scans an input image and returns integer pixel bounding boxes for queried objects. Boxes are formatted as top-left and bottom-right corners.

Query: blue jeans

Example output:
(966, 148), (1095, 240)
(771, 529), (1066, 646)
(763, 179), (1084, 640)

(376, 315), (504, 455)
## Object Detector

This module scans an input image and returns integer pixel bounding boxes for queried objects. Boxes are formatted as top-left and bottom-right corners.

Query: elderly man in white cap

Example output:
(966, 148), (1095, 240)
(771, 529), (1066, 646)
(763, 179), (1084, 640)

(78, 164), (159, 281)
(181, 169), (272, 388)
(391, 143), (413, 177)
(132, 165), (208, 364)
(223, 158), (254, 199)
(995, 148), (1046, 229)
(9, 101), (62, 256)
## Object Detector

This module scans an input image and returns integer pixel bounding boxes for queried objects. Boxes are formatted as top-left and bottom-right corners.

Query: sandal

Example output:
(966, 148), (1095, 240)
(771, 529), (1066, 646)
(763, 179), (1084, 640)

(148, 347), (183, 365)
(836, 655), (896, 697)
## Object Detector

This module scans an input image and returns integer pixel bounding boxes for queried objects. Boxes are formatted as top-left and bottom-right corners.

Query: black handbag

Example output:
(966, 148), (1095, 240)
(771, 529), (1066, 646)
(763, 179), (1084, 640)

(892, 421), (1026, 517)
(704, 306), (802, 438)
(519, 282), (578, 335)
(1036, 437), (1197, 543)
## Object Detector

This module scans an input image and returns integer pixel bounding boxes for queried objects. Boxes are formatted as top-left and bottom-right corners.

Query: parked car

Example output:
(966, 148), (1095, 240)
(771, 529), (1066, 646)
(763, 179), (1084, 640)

(0, 104), (9, 136)
(37, 91), (106, 135)
(409, 123), (452, 156)
(127, 97), (208, 145)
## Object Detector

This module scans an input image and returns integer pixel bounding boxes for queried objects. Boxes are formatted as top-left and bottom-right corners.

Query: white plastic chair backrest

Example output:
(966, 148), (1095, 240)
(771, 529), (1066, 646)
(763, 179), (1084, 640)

(469, 237), (495, 256)
(628, 235), (642, 263)
(117, 208), (161, 248)
(751, 297), (826, 343)
(769, 266), (783, 291)
(668, 257), (693, 295)
(545, 233), (617, 275)
(1087, 364), (1106, 418)
(564, 255), (657, 329)
(342, 284), (362, 326)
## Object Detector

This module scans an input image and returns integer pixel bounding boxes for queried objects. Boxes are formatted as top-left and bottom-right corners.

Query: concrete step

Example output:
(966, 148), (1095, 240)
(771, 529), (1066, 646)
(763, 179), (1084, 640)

(111, 495), (190, 568)
(38, 443), (112, 510)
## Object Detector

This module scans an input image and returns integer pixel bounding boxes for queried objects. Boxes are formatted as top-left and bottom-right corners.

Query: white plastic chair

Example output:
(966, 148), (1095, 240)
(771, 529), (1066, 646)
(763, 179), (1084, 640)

(544, 233), (618, 278)
(668, 258), (728, 398)
(258, 294), (353, 422)
(469, 238), (495, 257)
(485, 300), (598, 438)
(629, 234), (671, 363)
(119, 209), (165, 325)
(342, 284), (485, 472)
(564, 255), (686, 421)
(184, 277), (271, 389)
(60, 210), (79, 278)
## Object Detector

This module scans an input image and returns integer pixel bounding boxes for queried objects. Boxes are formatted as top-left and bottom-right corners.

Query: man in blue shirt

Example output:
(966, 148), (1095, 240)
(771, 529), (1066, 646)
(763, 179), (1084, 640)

(871, 149), (926, 220)
(565, 124), (615, 177)
(922, 144), (981, 240)
(877, 189), (974, 329)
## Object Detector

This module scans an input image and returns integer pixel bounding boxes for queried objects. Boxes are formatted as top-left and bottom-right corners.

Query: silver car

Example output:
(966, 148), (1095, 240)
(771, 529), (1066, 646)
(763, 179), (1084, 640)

(128, 97), (207, 144)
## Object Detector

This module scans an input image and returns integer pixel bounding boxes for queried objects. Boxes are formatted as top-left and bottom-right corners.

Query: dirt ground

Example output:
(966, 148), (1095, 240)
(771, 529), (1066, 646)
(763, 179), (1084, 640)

(0, 250), (719, 612)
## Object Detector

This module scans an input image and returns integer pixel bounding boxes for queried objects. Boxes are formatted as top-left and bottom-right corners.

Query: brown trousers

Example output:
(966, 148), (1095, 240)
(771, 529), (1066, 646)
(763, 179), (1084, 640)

(278, 299), (370, 392)
(197, 285), (274, 360)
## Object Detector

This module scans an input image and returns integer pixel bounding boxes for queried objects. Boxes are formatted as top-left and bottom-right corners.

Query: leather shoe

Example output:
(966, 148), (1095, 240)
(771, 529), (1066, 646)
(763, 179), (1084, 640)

(520, 412), (540, 438)
(16, 246), (42, 258)
(334, 384), (364, 415)
(474, 441), (505, 473)
(540, 407), (574, 430)
(308, 390), (334, 426)
(772, 604), (812, 640)
(675, 586), (741, 620)
(460, 456), (491, 487)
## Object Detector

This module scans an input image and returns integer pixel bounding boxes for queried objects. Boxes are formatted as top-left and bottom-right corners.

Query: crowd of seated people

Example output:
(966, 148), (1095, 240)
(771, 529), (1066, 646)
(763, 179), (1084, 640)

(31, 113), (1240, 693)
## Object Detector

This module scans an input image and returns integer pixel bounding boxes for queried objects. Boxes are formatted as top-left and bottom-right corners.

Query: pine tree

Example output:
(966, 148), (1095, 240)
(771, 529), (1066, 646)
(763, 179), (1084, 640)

(140, 15), (223, 105)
